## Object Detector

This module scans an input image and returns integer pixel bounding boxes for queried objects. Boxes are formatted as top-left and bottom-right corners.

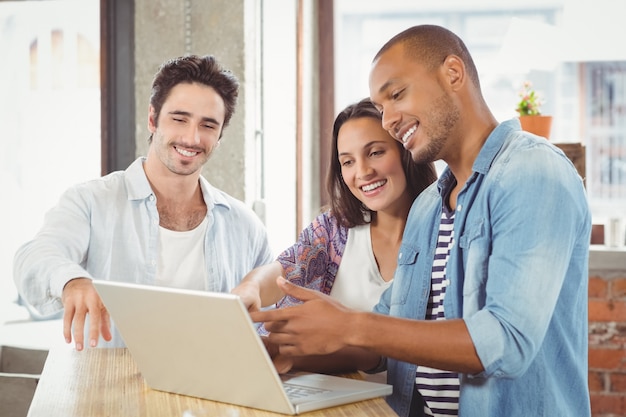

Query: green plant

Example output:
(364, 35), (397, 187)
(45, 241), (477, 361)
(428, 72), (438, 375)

(516, 81), (544, 116)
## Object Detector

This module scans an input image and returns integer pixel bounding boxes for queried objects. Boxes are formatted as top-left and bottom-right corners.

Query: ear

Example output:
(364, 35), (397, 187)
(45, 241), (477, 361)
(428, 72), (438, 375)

(148, 105), (157, 133)
(442, 55), (465, 92)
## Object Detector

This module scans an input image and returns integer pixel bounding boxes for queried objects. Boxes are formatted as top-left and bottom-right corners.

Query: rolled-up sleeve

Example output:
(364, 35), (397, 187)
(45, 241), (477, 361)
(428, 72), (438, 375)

(13, 185), (94, 316)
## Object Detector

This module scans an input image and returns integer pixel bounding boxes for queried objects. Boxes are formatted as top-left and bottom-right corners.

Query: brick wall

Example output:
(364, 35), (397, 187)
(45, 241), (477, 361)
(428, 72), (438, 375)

(589, 272), (626, 416)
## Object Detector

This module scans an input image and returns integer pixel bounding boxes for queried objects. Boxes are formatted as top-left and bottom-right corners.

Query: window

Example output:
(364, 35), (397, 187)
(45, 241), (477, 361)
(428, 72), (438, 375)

(334, 0), (626, 231)
(584, 62), (626, 208)
(0, 0), (100, 314)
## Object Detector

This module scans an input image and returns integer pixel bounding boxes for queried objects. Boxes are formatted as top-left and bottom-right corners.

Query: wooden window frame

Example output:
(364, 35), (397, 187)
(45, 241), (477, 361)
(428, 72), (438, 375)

(100, 0), (135, 175)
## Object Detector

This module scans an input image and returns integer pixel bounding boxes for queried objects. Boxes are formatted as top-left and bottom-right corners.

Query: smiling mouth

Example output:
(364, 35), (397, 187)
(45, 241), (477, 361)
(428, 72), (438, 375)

(174, 146), (199, 157)
(361, 180), (386, 192)
(402, 124), (417, 143)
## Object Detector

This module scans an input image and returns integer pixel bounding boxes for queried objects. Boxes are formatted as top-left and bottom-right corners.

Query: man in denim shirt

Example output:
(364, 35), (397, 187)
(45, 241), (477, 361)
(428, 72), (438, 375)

(14, 55), (273, 351)
(252, 25), (591, 417)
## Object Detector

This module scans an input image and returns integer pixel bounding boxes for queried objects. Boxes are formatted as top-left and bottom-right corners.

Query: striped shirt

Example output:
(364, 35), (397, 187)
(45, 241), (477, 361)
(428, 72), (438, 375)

(415, 207), (460, 416)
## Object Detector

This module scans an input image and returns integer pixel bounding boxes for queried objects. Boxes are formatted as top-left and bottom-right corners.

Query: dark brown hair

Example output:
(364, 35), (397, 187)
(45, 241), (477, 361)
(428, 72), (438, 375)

(327, 98), (438, 228)
(149, 54), (239, 139)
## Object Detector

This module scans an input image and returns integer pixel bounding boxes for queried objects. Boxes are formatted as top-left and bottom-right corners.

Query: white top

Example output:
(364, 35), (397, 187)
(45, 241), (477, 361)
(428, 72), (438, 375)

(330, 224), (393, 311)
(156, 217), (208, 290)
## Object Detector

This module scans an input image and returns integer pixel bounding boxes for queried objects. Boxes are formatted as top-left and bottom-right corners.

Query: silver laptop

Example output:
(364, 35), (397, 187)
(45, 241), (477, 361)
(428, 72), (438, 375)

(93, 280), (392, 415)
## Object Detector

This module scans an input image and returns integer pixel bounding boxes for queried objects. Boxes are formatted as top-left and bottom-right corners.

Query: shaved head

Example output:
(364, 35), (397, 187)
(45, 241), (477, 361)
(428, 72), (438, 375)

(374, 25), (480, 88)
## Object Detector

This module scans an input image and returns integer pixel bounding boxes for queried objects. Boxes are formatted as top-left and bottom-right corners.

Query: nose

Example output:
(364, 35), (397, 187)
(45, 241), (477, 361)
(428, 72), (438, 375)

(356, 159), (374, 180)
(381, 106), (400, 140)
(184, 124), (201, 145)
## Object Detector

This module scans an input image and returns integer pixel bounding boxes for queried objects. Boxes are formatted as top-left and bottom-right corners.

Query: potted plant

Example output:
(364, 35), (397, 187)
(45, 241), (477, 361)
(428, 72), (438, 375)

(515, 81), (552, 139)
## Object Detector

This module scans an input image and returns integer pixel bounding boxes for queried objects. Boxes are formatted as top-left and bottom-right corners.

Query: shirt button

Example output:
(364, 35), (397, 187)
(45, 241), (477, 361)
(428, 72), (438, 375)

(457, 204), (462, 211)
(398, 252), (403, 260)
(149, 195), (155, 202)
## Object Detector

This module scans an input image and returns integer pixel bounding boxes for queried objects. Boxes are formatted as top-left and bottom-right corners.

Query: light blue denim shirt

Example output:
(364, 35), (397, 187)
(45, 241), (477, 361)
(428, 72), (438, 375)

(374, 119), (591, 417)
(14, 157), (274, 346)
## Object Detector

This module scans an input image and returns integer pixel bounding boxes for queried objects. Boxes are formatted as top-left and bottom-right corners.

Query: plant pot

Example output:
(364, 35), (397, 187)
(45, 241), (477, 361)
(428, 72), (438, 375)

(519, 115), (553, 139)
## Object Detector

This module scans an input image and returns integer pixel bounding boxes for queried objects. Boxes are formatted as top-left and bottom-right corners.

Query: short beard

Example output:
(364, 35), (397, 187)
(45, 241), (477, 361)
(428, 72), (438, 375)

(411, 93), (460, 164)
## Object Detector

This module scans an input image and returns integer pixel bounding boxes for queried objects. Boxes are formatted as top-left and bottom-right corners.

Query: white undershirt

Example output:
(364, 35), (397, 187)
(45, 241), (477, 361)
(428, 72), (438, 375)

(329, 223), (393, 311)
(155, 217), (208, 290)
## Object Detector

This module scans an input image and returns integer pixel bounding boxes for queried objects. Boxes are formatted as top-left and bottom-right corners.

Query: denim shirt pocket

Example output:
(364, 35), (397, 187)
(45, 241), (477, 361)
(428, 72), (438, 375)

(457, 218), (488, 296)
(391, 245), (420, 306)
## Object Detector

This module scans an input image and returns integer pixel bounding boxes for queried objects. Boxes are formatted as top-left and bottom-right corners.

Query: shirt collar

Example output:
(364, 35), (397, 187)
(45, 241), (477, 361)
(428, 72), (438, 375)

(123, 157), (231, 211)
(436, 118), (521, 195)
(472, 118), (521, 175)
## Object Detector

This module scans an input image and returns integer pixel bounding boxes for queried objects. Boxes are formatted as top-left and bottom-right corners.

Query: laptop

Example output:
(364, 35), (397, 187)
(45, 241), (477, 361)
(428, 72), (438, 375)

(92, 280), (392, 415)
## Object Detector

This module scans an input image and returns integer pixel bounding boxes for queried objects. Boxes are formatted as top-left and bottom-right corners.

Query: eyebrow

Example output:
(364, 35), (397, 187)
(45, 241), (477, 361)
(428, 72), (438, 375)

(370, 78), (399, 110)
(338, 140), (387, 156)
(376, 81), (391, 96)
(376, 78), (398, 96)
(168, 110), (221, 126)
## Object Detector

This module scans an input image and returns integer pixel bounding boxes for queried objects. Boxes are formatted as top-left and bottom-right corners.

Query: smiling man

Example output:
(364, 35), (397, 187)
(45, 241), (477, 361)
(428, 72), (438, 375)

(14, 55), (273, 350)
(251, 25), (591, 417)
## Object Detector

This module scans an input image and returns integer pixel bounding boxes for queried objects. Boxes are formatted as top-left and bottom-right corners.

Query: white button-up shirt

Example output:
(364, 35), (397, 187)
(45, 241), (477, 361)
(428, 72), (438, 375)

(14, 157), (273, 346)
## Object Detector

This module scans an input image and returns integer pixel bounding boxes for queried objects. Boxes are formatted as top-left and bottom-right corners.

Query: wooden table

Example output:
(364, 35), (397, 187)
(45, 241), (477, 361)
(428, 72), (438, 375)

(28, 348), (398, 416)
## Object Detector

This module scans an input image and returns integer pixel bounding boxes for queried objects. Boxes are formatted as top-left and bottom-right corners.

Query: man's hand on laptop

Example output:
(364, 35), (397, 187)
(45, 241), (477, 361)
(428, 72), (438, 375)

(250, 277), (353, 357)
(260, 335), (294, 374)
(62, 278), (112, 351)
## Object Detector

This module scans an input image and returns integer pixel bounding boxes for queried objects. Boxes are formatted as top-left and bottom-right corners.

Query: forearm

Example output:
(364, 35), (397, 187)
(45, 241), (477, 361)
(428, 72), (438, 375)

(348, 312), (484, 374)
(14, 241), (88, 315)
(254, 279), (483, 374)
(291, 347), (381, 374)
(15, 190), (93, 306)
(241, 261), (286, 307)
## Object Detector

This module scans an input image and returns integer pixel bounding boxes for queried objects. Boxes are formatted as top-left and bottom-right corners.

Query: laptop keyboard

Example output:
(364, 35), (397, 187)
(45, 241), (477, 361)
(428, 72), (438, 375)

(283, 382), (331, 400)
